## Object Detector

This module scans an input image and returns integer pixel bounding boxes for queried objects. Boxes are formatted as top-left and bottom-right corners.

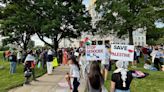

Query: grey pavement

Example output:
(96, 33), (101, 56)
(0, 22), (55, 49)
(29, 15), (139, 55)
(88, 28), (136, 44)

(8, 65), (86, 92)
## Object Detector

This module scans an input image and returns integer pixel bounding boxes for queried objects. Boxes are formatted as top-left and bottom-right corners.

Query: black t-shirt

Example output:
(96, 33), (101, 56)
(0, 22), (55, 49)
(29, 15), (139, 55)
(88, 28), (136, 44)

(111, 71), (133, 90)
(47, 55), (53, 62)
(9, 55), (17, 62)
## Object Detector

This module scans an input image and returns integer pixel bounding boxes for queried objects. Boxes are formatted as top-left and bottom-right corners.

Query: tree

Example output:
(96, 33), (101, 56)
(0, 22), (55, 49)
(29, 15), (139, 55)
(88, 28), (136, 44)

(32, 0), (92, 50)
(146, 28), (164, 45)
(96, 0), (164, 45)
(0, 0), (36, 50)
(1, 0), (92, 51)
(27, 40), (35, 49)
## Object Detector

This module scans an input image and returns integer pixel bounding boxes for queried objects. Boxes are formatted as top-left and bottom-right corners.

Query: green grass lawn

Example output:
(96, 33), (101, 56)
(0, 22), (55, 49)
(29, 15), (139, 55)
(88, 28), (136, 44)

(105, 59), (164, 92)
(0, 51), (46, 92)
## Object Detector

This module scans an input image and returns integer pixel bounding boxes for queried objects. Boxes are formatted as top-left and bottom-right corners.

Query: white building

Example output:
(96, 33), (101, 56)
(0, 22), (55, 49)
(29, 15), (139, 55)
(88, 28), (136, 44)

(133, 28), (147, 46)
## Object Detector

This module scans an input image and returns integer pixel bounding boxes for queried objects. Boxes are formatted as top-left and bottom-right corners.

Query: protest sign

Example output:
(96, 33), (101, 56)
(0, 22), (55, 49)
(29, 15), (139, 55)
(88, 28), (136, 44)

(86, 45), (105, 61)
(111, 44), (134, 61)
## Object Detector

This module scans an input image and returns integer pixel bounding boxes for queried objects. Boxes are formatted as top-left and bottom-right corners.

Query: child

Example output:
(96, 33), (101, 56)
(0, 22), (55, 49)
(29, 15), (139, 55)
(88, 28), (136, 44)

(66, 56), (80, 92)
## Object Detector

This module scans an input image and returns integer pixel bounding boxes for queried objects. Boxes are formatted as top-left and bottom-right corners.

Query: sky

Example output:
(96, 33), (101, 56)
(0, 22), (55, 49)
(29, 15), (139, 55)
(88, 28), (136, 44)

(83, 0), (89, 7)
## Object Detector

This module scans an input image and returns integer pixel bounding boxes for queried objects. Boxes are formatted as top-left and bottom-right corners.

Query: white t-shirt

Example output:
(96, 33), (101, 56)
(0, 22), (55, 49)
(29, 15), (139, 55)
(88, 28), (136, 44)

(17, 52), (21, 59)
(70, 64), (80, 79)
(24, 54), (36, 63)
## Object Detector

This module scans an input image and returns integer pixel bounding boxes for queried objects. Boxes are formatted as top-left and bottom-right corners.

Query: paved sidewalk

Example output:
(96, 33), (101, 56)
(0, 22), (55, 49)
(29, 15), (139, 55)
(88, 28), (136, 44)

(9, 66), (86, 92)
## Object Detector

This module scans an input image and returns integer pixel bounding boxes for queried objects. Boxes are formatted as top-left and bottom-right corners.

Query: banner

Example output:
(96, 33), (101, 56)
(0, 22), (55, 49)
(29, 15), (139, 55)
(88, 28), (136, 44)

(86, 45), (106, 61)
(111, 44), (134, 61)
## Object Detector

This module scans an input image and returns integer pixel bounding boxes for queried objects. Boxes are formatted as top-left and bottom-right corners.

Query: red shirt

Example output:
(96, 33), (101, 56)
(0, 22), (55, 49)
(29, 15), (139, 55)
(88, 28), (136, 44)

(142, 47), (148, 54)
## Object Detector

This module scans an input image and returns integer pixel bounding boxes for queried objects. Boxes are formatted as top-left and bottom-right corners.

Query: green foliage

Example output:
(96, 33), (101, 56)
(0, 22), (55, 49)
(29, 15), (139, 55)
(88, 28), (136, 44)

(27, 40), (35, 49)
(0, 0), (92, 50)
(0, 46), (10, 51)
(33, 0), (92, 50)
(147, 28), (164, 45)
(96, 0), (164, 45)
(0, 1), (36, 50)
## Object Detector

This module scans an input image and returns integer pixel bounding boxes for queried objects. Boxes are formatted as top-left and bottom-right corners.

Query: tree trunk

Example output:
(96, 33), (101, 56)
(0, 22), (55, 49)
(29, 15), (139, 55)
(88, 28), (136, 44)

(23, 43), (27, 51)
(53, 38), (59, 51)
(128, 29), (133, 45)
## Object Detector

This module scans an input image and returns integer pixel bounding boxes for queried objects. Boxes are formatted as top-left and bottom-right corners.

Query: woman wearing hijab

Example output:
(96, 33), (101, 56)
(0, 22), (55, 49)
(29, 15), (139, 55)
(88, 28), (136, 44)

(110, 61), (132, 92)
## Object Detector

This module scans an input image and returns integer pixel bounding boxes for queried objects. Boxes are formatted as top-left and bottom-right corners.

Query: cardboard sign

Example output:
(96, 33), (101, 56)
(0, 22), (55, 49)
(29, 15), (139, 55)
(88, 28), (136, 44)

(86, 45), (106, 61)
(111, 44), (134, 61)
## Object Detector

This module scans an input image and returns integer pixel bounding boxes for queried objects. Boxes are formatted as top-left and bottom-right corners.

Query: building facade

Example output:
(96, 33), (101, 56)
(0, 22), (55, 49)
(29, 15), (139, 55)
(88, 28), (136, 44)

(133, 28), (147, 46)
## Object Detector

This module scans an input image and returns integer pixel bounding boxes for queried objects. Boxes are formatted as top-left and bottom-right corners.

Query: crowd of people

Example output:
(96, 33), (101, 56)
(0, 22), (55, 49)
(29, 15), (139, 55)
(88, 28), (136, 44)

(1, 44), (164, 92)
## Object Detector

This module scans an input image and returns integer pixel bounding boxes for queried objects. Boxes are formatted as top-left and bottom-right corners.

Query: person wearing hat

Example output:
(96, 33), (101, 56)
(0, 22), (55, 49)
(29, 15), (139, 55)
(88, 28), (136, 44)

(9, 51), (17, 74)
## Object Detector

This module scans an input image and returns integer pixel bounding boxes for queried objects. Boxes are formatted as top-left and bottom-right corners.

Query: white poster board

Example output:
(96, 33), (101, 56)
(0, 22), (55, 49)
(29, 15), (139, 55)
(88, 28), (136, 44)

(86, 45), (106, 61)
(111, 44), (134, 61)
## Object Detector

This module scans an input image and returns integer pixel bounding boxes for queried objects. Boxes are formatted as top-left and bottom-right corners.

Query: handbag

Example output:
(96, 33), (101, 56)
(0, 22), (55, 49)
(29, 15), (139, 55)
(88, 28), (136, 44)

(52, 57), (59, 67)
(37, 61), (41, 68)
(24, 69), (32, 77)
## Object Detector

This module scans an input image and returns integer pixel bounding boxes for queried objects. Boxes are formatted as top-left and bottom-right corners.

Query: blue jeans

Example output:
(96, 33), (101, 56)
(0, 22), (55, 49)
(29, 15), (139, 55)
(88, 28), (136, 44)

(115, 89), (130, 92)
(10, 62), (16, 74)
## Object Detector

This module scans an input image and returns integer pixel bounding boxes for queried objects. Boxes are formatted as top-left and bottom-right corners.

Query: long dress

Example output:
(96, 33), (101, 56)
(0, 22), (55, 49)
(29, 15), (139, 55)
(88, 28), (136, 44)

(62, 51), (68, 65)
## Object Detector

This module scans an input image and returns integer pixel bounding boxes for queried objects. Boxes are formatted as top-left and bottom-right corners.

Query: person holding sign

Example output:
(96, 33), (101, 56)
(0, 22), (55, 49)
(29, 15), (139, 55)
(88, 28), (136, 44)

(101, 46), (110, 81)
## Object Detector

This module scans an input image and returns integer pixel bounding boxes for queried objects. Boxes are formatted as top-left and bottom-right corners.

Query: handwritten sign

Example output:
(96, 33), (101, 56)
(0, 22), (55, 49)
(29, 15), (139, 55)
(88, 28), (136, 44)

(86, 45), (105, 61)
(111, 44), (134, 61)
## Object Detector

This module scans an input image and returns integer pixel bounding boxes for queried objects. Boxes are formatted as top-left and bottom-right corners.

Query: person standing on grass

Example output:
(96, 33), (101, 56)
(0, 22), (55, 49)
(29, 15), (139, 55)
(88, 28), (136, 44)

(132, 48), (137, 68)
(17, 50), (22, 64)
(151, 47), (163, 71)
(47, 49), (54, 75)
(66, 56), (80, 92)
(142, 46), (148, 63)
(24, 50), (37, 84)
(86, 61), (105, 92)
(110, 61), (132, 92)
(3, 51), (6, 61)
(136, 47), (141, 63)
(110, 60), (149, 92)
(9, 51), (17, 74)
